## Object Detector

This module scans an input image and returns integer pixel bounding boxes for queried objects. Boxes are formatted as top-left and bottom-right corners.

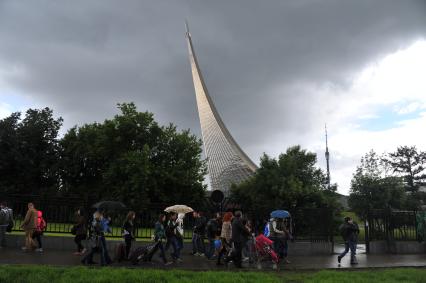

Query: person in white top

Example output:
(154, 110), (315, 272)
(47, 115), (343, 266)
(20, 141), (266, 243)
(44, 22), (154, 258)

(176, 213), (185, 260)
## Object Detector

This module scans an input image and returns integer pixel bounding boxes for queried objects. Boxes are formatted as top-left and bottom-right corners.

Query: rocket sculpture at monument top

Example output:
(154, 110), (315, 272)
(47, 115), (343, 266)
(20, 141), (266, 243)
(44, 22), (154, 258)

(185, 24), (257, 195)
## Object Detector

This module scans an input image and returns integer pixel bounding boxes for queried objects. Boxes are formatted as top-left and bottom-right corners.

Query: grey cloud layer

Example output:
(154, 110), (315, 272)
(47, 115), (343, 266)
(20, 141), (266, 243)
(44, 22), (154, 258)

(0, 0), (425, 166)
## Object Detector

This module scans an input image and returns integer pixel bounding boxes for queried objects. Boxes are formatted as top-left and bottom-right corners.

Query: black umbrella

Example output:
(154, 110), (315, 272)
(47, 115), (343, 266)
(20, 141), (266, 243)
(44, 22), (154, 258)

(92, 201), (127, 211)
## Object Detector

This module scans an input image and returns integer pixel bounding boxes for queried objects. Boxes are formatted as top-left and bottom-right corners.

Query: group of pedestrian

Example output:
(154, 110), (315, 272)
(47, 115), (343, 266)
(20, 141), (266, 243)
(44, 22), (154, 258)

(0, 202), (46, 252)
(190, 210), (254, 268)
(0, 201), (360, 268)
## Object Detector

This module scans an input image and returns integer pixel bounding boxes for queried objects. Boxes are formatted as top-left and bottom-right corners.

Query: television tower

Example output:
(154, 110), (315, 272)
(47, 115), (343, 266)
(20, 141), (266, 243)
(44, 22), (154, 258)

(325, 124), (331, 190)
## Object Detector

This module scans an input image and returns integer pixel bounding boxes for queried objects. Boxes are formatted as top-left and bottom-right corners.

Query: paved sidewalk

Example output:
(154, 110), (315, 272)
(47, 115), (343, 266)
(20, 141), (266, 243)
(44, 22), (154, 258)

(0, 246), (425, 271)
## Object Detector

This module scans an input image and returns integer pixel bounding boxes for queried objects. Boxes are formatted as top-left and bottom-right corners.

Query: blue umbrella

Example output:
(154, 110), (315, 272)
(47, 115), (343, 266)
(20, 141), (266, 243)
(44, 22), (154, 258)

(271, 210), (291, 218)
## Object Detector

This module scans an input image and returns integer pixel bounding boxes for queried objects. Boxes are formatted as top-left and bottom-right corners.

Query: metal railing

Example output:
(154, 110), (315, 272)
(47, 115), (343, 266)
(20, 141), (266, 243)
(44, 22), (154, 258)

(367, 209), (423, 242)
(2, 194), (336, 242)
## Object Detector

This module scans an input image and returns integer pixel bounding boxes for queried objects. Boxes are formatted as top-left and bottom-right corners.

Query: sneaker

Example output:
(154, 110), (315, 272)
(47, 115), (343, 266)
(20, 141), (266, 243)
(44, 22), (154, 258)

(176, 258), (183, 262)
(283, 258), (291, 264)
(36, 248), (43, 252)
(242, 257), (249, 262)
(21, 247), (28, 251)
(198, 253), (205, 257)
(337, 256), (341, 264)
(164, 261), (173, 266)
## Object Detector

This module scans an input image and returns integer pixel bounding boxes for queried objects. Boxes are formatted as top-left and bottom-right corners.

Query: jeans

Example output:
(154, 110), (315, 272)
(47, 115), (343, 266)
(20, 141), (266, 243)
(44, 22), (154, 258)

(192, 233), (205, 254)
(217, 239), (231, 264)
(74, 234), (86, 252)
(124, 235), (132, 258)
(32, 231), (42, 248)
(226, 242), (243, 268)
(206, 237), (216, 259)
(165, 236), (180, 259)
(154, 240), (168, 263)
(272, 237), (287, 258)
(99, 236), (112, 265)
(0, 225), (6, 247)
(339, 240), (357, 261)
(243, 237), (255, 261)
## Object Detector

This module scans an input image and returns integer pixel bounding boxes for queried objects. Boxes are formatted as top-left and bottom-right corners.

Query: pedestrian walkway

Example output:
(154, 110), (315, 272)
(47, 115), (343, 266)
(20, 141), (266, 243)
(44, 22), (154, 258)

(0, 247), (425, 271)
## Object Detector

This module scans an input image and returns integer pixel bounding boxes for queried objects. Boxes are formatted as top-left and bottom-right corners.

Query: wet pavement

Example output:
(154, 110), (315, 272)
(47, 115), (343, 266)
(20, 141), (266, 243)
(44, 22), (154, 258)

(0, 245), (425, 271)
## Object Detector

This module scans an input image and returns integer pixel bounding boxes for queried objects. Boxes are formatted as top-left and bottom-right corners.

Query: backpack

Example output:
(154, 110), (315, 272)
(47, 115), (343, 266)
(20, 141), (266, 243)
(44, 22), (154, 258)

(0, 209), (8, 225)
(263, 222), (270, 237)
(165, 220), (175, 238)
(37, 216), (47, 232)
(206, 219), (218, 238)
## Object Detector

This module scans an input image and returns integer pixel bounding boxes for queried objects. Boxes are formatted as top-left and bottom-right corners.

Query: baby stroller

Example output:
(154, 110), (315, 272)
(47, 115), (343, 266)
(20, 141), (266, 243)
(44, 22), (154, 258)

(253, 234), (280, 270)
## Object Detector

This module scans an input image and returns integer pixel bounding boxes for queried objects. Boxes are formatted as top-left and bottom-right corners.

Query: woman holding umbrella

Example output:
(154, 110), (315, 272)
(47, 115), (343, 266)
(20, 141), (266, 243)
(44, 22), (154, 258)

(269, 210), (292, 264)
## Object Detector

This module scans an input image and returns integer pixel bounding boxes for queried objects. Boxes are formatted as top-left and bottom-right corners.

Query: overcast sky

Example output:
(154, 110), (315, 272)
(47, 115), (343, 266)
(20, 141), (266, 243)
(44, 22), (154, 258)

(1, 0), (425, 195)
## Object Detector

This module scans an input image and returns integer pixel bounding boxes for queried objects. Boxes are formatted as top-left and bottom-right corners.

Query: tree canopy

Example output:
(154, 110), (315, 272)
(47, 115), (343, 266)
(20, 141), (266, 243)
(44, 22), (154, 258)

(348, 150), (406, 218)
(0, 108), (63, 195)
(231, 145), (338, 218)
(0, 103), (207, 209)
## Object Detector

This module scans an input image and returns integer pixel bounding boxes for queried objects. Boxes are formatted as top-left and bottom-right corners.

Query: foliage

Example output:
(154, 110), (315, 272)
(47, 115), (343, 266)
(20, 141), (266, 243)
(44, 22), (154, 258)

(0, 108), (63, 195)
(382, 145), (426, 192)
(231, 145), (338, 218)
(348, 150), (405, 218)
(59, 103), (206, 209)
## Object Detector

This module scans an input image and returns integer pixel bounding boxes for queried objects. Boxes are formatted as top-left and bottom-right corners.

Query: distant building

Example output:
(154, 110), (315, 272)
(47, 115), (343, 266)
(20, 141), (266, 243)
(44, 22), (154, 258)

(185, 25), (257, 195)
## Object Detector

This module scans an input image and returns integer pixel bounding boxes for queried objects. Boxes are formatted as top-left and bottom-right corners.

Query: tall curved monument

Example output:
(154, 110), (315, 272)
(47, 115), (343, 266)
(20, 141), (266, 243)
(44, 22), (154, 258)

(185, 24), (257, 195)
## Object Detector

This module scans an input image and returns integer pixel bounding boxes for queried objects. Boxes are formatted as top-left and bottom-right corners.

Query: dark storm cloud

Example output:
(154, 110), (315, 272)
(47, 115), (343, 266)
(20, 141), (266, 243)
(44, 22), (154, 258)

(0, 0), (425, 161)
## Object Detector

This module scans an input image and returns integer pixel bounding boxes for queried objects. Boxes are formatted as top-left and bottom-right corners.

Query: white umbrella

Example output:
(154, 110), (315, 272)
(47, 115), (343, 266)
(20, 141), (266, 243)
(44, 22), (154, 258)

(164, 205), (194, 214)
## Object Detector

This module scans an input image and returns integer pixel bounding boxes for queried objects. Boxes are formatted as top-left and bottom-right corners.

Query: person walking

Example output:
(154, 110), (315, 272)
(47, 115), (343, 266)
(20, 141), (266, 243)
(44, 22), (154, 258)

(191, 211), (207, 256)
(153, 214), (172, 265)
(338, 216), (360, 265)
(217, 212), (233, 265)
(268, 217), (290, 262)
(82, 211), (112, 266)
(176, 213), (185, 260)
(225, 211), (250, 268)
(20, 202), (38, 252)
(123, 211), (136, 259)
(81, 211), (103, 265)
(99, 213), (113, 265)
(72, 209), (87, 255)
(32, 210), (46, 252)
(206, 212), (221, 260)
(0, 202), (13, 248)
(165, 212), (180, 261)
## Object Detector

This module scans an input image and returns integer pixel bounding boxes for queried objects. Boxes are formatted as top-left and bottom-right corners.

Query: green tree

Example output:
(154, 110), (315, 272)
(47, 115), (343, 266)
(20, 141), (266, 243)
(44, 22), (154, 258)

(348, 150), (405, 218)
(0, 108), (63, 195)
(231, 145), (338, 218)
(60, 103), (206, 209)
(0, 113), (22, 192)
(382, 146), (426, 192)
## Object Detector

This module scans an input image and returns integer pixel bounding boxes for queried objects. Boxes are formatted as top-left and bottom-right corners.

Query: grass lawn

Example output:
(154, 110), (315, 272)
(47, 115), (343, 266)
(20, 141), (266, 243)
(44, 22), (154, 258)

(0, 265), (425, 283)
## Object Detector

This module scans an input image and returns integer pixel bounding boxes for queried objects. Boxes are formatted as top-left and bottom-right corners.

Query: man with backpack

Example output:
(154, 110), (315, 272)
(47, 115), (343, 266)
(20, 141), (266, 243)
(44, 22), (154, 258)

(0, 202), (14, 248)
(191, 211), (207, 256)
(32, 210), (47, 252)
(206, 212), (221, 259)
(338, 216), (360, 265)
